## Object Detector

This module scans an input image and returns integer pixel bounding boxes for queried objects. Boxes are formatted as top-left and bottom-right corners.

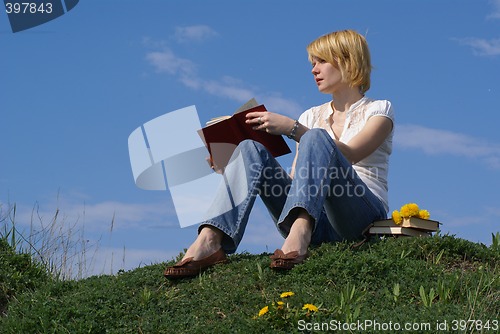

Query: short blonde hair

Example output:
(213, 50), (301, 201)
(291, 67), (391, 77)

(307, 30), (372, 94)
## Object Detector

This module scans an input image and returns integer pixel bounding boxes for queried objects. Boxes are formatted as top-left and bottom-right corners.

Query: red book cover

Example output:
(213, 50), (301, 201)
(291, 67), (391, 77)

(199, 104), (291, 168)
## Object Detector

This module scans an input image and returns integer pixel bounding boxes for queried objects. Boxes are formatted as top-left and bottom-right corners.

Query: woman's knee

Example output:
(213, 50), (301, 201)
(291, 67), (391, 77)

(238, 139), (263, 152)
(236, 139), (270, 165)
(300, 128), (332, 147)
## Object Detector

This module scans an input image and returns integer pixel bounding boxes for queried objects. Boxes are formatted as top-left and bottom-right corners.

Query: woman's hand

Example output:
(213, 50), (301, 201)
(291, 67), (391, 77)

(245, 111), (295, 136)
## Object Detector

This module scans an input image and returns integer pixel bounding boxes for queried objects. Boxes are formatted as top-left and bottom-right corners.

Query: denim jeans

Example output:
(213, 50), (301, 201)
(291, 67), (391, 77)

(201, 128), (387, 254)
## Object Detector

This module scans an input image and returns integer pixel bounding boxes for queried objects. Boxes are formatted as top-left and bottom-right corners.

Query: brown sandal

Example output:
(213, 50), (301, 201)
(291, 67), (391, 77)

(164, 248), (227, 279)
(269, 249), (309, 270)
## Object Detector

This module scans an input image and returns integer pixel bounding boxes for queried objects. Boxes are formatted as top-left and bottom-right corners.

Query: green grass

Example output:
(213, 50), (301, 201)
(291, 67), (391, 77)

(0, 233), (499, 333)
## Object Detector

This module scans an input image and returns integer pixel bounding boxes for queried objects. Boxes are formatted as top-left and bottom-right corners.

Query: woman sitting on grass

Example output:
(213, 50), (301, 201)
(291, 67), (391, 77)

(164, 29), (394, 279)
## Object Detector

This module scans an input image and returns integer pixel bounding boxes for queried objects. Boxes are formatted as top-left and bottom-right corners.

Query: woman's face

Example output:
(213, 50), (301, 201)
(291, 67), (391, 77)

(311, 57), (344, 94)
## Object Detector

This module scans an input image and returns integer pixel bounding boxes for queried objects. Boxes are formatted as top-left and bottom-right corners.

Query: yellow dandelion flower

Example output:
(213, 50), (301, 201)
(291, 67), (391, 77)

(258, 306), (269, 317)
(399, 204), (411, 218)
(392, 210), (403, 224)
(280, 291), (295, 298)
(302, 303), (319, 312)
(276, 301), (284, 310)
(407, 203), (420, 217)
(400, 203), (419, 218)
(418, 209), (430, 220)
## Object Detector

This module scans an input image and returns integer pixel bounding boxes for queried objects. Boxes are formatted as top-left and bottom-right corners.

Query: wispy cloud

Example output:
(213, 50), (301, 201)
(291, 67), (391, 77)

(453, 1), (500, 56)
(434, 205), (500, 245)
(88, 246), (177, 277)
(395, 124), (500, 169)
(145, 49), (197, 77)
(487, 0), (500, 19)
(11, 198), (177, 232)
(239, 204), (284, 252)
(174, 25), (218, 43)
(143, 25), (302, 116)
(454, 37), (500, 56)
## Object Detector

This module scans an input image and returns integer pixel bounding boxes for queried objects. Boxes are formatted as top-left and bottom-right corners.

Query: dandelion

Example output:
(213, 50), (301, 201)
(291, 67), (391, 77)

(391, 210), (402, 224)
(399, 204), (411, 218)
(407, 203), (420, 216)
(276, 301), (285, 310)
(302, 303), (319, 312)
(258, 305), (269, 317)
(418, 209), (430, 219)
(399, 203), (420, 218)
(280, 291), (295, 298)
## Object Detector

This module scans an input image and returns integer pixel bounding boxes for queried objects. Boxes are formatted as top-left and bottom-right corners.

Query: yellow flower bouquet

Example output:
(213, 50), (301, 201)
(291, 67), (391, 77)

(391, 203), (430, 225)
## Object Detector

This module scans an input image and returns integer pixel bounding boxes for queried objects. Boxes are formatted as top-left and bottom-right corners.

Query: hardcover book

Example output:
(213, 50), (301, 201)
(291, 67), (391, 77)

(198, 99), (291, 169)
(368, 226), (432, 237)
(372, 217), (440, 232)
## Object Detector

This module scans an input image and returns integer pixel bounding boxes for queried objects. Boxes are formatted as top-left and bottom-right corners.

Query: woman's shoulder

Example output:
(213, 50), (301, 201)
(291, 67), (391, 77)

(363, 97), (394, 118)
(304, 100), (331, 113)
(299, 101), (331, 123)
(364, 97), (393, 109)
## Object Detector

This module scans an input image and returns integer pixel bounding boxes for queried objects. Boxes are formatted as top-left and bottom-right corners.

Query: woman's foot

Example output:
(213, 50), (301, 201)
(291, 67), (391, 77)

(270, 210), (313, 270)
(164, 226), (227, 279)
(163, 249), (227, 279)
(280, 217), (311, 256)
(182, 225), (223, 261)
(269, 249), (309, 270)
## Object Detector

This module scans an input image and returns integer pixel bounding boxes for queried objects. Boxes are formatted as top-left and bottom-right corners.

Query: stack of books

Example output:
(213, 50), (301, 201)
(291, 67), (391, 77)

(368, 217), (440, 237)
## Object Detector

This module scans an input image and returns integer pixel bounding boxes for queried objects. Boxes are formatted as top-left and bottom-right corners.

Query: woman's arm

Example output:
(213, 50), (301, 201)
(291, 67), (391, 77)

(246, 111), (308, 178)
(246, 110), (392, 166)
(335, 116), (393, 164)
(245, 111), (309, 141)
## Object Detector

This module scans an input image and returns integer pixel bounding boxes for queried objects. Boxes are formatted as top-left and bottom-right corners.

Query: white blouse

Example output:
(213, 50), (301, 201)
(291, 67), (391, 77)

(298, 97), (395, 212)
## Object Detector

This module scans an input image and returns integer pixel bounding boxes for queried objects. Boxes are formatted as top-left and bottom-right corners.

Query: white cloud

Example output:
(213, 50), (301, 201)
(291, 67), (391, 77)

(264, 96), (303, 117)
(395, 124), (500, 169)
(433, 206), (500, 246)
(203, 78), (255, 102)
(174, 25), (218, 43)
(145, 49), (197, 76)
(454, 37), (500, 56)
(487, 0), (500, 19)
(145, 48), (253, 102)
(453, 1), (500, 56)
(86, 246), (178, 278)
(2, 196), (181, 279)
(9, 198), (177, 233)
(145, 47), (303, 116)
(241, 215), (284, 252)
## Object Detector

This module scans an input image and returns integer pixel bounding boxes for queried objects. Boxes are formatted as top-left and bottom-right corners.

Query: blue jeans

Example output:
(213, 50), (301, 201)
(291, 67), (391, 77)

(201, 128), (387, 254)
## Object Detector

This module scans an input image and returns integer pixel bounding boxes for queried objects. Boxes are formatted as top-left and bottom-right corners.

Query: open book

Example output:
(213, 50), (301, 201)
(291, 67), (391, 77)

(198, 99), (291, 169)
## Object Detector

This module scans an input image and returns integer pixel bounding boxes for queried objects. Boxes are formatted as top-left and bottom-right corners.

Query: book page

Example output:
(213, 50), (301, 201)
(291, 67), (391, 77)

(234, 98), (258, 113)
(206, 115), (231, 126)
(204, 98), (258, 126)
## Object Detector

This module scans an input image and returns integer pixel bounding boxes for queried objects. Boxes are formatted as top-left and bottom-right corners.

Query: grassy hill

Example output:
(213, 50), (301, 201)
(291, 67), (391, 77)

(1, 234), (499, 333)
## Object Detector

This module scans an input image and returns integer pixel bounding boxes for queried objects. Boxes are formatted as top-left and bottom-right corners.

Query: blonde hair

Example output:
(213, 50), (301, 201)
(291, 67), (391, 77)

(307, 30), (372, 94)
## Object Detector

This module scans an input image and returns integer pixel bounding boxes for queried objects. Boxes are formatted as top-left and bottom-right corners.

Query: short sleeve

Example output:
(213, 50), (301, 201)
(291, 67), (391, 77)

(298, 107), (313, 128)
(367, 100), (395, 125)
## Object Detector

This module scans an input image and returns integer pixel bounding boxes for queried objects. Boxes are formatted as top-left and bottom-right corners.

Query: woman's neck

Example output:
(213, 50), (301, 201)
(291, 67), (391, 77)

(331, 88), (364, 112)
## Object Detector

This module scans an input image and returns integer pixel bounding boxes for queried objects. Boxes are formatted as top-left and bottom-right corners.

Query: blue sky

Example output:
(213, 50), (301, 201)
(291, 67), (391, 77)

(1, 0), (499, 277)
